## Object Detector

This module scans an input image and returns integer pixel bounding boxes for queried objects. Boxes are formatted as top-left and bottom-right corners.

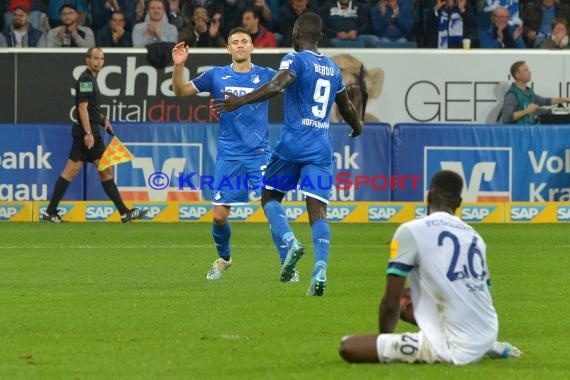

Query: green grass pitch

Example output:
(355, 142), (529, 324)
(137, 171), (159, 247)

(0, 222), (568, 379)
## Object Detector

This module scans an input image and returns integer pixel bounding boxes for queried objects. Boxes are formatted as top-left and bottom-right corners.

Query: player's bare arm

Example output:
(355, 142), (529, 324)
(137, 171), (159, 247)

(211, 70), (295, 113)
(78, 101), (94, 150)
(399, 287), (416, 325)
(172, 42), (198, 97)
(335, 88), (363, 137)
(100, 112), (113, 135)
(379, 274), (406, 333)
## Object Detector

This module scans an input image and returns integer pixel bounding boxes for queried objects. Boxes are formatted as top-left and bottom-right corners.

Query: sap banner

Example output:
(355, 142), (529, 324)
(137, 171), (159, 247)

(392, 124), (570, 202)
(85, 123), (391, 202)
(1, 124), (83, 201)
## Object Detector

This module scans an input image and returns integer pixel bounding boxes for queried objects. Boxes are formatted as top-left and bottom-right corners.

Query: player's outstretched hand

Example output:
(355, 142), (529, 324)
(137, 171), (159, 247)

(172, 42), (189, 66)
(349, 121), (363, 137)
(211, 91), (243, 114)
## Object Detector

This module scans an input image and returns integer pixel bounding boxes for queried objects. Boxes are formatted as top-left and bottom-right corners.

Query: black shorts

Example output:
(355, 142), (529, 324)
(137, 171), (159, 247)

(68, 133), (106, 163)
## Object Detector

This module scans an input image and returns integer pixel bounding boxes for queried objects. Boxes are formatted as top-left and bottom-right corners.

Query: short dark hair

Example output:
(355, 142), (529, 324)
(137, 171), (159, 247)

(111, 10), (126, 21)
(13, 5), (30, 14)
(227, 27), (251, 43)
(510, 60), (525, 79)
(59, 3), (77, 14)
(294, 12), (323, 41)
(551, 18), (568, 30)
(429, 170), (463, 210)
(243, 7), (262, 20)
(86, 47), (103, 58)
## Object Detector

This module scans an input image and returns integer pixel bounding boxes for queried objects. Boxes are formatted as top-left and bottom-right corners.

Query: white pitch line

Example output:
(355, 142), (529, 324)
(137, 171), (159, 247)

(0, 244), (381, 250)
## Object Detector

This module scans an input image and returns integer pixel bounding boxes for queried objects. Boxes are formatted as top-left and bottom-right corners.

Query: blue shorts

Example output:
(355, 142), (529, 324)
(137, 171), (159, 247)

(212, 154), (270, 205)
(263, 155), (333, 204)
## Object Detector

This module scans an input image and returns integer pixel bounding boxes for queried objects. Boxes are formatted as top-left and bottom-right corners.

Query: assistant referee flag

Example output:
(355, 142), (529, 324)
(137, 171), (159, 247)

(98, 136), (134, 171)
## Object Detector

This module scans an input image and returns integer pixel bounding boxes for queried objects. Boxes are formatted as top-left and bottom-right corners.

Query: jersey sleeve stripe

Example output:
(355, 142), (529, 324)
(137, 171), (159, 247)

(386, 267), (409, 277)
(387, 261), (414, 273)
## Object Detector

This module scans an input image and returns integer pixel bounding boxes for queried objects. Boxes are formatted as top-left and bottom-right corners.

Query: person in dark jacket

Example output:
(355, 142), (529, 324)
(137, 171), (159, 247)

(96, 10), (133, 47)
(0, 5), (45, 47)
(480, 7), (525, 48)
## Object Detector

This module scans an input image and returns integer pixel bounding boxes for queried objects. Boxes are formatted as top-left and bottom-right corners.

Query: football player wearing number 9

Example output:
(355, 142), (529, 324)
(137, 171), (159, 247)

(339, 170), (522, 364)
(212, 12), (363, 296)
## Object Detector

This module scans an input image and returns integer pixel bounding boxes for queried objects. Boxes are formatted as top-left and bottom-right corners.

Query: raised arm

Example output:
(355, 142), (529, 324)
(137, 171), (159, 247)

(171, 42), (198, 97)
(335, 88), (364, 137)
(211, 70), (296, 113)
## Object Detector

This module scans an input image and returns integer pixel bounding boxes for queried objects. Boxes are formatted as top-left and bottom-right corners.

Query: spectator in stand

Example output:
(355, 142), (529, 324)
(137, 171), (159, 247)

(96, 10), (132, 47)
(166, 0), (184, 29)
(47, 0), (88, 27)
(167, 0), (224, 36)
(483, 0), (522, 27)
(134, 0), (146, 25)
(132, 0), (178, 47)
(370, 0), (416, 47)
(90, 0), (135, 33)
(2, 0), (42, 30)
(178, 5), (225, 46)
(242, 7), (276, 47)
(0, 4), (45, 47)
(320, 0), (380, 47)
(539, 18), (570, 49)
(46, 3), (95, 47)
(221, 0), (272, 39)
(480, 7), (525, 48)
(278, 0), (320, 47)
(523, 0), (570, 48)
(426, 0), (476, 48)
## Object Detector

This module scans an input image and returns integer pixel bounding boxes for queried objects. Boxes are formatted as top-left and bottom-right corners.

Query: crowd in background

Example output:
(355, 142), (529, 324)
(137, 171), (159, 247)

(2, 0), (570, 49)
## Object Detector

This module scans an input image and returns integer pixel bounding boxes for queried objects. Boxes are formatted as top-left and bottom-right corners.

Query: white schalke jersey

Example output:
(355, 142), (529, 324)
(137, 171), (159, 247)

(388, 211), (499, 364)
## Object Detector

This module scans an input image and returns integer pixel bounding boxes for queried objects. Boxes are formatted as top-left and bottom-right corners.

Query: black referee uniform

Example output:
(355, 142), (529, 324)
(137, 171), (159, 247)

(70, 68), (106, 162)
(43, 48), (147, 223)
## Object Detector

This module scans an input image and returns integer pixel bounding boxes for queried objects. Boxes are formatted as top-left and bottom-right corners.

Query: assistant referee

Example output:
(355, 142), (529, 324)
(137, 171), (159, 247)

(42, 47), (147, 223)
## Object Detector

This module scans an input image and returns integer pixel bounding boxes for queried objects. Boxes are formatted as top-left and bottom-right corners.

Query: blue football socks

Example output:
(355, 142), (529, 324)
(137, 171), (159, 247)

(264, 200), (294, 248)
(311, 219), (330, 277)
(212, 222), (231, 261)
(271, 225), (288, 264)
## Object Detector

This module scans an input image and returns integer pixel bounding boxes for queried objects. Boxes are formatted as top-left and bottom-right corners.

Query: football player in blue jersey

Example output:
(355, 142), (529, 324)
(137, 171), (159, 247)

(172, 28), (278, 281)
(212, 13), (364, 296)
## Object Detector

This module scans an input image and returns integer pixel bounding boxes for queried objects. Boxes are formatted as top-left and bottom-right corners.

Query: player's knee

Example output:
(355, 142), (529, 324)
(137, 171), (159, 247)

(212, 213), (228, 225)
(99, 169), (113, 182)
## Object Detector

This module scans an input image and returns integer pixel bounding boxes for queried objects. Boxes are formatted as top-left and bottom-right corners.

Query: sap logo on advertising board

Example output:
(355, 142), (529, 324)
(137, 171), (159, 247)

(510, 206), (545, 221)
(229, 206), (258, 221)
(461, 206), (496, 222)
(133, 204), (167, 220)
(179, 205), (211, 220)
(415, 206), (427, 219)
(327, 206), (356, 221)
(556, 206), (570, 222)
(39, 205), (74, 219)
(86, 205), (115, 221)
(0, 205), (23, 220)
(368, 206), (402, 222)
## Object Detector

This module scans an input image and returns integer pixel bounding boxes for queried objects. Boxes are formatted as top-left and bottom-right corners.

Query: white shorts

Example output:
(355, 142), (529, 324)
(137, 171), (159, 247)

(376, 331), (442, 363)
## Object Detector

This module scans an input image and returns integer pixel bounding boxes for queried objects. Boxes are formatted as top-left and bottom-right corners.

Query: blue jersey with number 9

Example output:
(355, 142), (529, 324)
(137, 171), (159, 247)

(275, 51), (345, 164)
